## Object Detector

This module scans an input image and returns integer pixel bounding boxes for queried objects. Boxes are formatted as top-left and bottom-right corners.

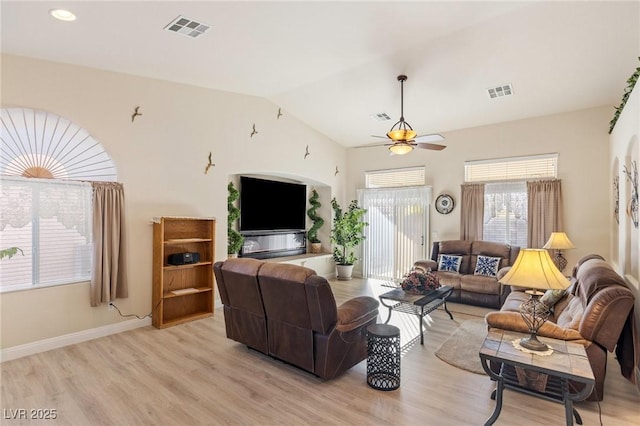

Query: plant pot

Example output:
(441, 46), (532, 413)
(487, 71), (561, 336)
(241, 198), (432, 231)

(310, 242), (322, 254)
(336, 264), (354, 280)
(227, 253), (238, 259)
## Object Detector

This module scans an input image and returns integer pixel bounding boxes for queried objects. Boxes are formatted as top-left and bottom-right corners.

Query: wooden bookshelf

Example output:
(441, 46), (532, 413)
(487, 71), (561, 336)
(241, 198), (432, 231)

(152, 217), (216, 328)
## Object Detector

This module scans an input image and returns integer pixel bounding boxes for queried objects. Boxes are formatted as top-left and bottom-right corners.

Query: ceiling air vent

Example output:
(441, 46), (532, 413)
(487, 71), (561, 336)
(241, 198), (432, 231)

(487, 83), (514, 99)
(370, 112), (391, 121)
(164, 15), (211, 38)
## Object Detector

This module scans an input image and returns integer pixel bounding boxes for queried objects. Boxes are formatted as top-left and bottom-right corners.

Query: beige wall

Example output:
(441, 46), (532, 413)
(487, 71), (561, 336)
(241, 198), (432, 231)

(347, 106), (612, 268)
(609, 84), (639, 386)
(0, 54), (346, 349)
(0, 53), (622, 354)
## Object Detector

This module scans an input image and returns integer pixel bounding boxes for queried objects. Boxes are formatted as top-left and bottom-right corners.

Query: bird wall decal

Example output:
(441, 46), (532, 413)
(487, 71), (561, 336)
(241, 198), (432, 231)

(304, 145), (310, 159)
(250, 123), (258, 137)
(204, 152), (215, 174)
(131, 106), (142, 122)
(277, 108), (283, 119)
(334, 166), (340, 176)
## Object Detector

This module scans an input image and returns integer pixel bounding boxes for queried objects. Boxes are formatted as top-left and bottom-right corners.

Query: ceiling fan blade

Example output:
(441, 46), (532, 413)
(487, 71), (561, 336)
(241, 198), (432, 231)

(354, 142), (388, 149)
(370, 135), (389, 139)
(414, 133), (444, 143)
(416, 143), (447, 151)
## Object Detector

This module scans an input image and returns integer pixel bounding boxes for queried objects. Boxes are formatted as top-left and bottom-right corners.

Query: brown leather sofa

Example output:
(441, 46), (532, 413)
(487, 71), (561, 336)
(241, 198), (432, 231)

(485, 255), (636, 401)
(213, 258), (379, 379)
(414, 240), (520, 309)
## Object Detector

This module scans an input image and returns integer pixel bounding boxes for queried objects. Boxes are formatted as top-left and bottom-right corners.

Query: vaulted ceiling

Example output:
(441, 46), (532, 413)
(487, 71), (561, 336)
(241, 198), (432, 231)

(2, 1), (639, 147)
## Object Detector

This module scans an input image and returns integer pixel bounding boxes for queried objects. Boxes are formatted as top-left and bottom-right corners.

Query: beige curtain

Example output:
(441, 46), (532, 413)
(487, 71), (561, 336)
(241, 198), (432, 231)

(91, 182), (128, 306)
(527, 179), (563, 248)
(460, 183), (485, 241)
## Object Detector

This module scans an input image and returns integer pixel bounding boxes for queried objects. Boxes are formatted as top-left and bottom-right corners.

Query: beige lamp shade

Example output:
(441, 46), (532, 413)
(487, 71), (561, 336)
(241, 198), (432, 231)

(543, 232), (575, 250)
(388, 142), (414, 155)
(498, 248), (570, 290)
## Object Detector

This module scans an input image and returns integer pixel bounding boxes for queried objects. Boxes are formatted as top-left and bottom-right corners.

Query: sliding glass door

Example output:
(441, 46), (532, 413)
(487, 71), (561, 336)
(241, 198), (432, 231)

(358, 186), (431, 281)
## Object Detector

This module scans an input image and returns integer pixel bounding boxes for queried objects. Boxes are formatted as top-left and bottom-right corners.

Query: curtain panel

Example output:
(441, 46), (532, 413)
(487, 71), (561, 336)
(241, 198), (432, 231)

(460, 183), (485, 241)
(527, 179), (563, 248)
(90, 182), (128, 306)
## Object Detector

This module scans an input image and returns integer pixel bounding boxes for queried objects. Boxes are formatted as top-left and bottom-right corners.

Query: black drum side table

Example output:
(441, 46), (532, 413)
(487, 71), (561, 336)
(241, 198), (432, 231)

(366, 324), (401, 391)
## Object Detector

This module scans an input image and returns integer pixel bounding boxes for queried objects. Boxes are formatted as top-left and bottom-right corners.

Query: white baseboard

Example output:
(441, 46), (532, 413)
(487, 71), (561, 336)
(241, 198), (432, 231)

(0, 317), (151, 362)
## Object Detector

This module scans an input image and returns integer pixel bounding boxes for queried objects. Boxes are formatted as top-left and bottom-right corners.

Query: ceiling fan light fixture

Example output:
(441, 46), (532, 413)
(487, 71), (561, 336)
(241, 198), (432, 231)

(387, 128), (417, 141)
(389, 143), (414, 155)
(387, 75), (419, 142)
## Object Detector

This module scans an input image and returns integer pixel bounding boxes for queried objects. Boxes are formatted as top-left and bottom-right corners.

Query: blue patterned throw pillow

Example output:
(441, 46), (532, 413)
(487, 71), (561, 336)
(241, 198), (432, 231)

(438, 255), (462, 273)
(474, 255), (501, 277)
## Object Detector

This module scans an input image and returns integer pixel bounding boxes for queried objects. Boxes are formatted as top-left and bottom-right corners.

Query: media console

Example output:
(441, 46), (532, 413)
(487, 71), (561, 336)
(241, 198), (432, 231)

(240, 230), (306, 259)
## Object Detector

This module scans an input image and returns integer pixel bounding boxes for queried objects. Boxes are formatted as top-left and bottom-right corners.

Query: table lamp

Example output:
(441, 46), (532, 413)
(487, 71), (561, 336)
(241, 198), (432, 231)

(498, 249), (570, 352)
(542, 232), (575, 272)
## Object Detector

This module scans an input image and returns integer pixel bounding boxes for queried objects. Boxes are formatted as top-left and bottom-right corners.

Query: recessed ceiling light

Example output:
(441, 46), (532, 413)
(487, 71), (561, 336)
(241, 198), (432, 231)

(49, 9), (76, 22)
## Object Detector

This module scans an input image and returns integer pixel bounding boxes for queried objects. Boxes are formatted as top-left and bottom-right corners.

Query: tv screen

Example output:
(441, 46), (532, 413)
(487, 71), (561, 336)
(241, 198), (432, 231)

(239, 176), (306, 232)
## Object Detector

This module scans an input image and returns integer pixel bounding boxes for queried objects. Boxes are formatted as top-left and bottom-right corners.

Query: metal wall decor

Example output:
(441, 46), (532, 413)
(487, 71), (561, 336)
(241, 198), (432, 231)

(204, 152), (215, 174)
(131, 106), (142, 122)
(623, 160), (638, 228)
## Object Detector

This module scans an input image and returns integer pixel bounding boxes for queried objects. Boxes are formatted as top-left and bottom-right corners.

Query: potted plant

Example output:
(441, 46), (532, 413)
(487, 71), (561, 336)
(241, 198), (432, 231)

(227, 182), (244, 257)
(330, 198), (367, 280)
(0, 247), (23, 260)
(306, 189), (324, 254)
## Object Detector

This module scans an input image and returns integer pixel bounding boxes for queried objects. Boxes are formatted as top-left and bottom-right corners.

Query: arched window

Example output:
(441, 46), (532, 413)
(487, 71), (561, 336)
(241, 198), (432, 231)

(0, 108), (116, 292)
(1, 108), (116, 180)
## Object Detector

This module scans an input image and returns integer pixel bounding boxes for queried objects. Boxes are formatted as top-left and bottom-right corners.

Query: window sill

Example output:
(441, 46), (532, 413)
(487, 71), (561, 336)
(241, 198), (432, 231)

(0, 279), (90, 294)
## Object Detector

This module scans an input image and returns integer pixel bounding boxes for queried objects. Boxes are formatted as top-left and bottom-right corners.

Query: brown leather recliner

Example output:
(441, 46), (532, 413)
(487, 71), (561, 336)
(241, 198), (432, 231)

(214, 258), (268, 353)
(213, 258), (380, 379)
(485, 255), (637, 401)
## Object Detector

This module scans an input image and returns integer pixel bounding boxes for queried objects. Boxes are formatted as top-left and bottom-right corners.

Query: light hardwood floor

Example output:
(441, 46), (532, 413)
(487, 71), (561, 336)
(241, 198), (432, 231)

(2, 278), (639, 425)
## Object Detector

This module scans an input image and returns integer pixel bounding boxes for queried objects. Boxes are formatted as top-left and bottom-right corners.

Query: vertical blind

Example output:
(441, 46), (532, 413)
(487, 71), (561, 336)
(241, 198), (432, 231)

(0, 176), (93, 292)
(359, 186), (431, 281)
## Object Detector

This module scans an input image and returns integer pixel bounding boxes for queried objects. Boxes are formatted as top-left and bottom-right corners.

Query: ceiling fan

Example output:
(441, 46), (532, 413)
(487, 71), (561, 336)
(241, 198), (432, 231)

(363, 74), (446, 155)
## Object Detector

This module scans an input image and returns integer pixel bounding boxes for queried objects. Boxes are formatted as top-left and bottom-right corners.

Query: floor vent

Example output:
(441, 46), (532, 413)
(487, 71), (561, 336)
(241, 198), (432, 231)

(487, 83), (514, 99)
(164, 15), (211, 38)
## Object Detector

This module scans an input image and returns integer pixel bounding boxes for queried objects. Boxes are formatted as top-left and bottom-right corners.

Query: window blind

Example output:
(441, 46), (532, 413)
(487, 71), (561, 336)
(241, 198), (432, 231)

(0, 177), (93, 292)
(365, 166), (426, 188)
(465, 153), (557, 182)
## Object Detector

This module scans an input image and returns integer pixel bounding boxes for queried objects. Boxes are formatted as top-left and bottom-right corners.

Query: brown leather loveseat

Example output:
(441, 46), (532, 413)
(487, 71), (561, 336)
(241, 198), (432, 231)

(414, 240), (521, 309)
(485, 255), (637, 400)
(213, 258), (380, 379)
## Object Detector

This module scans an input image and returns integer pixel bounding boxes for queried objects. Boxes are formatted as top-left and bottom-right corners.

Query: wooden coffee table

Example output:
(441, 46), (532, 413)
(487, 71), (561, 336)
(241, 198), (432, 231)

(479, 328), (595, 426)
(378, 285), (454, 345)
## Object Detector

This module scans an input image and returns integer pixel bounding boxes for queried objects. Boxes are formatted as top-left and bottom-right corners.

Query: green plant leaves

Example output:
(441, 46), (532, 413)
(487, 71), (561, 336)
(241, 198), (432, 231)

(330, 198), (367, 265)
(227, 182), (244, 254)
(610, 57), (640, 134)
(306, 189), (324, 244)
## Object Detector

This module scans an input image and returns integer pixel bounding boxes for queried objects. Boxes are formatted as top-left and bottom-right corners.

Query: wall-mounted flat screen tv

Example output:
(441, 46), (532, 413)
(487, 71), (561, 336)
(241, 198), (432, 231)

(239, 176), (306, 232)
